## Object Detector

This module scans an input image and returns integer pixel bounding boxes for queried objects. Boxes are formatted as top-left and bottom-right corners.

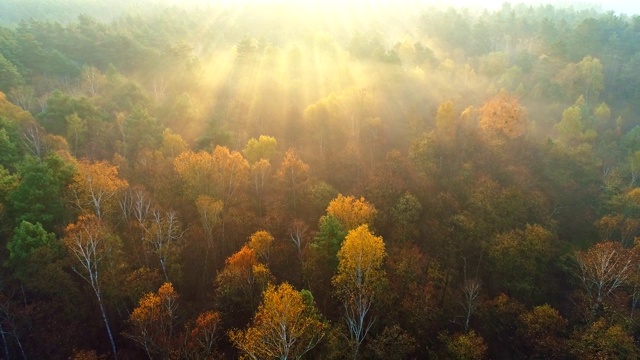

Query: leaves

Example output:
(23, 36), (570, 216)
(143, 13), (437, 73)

(230, 282), (327, 360)
(326, 194), (377, 231)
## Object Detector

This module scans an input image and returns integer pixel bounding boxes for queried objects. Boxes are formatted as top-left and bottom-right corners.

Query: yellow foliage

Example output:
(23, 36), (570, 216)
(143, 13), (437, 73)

(326, 194), (377, 230)
(70, 159), (128, 218)
(229, 283), (326, 359)
(247, 230), (274, 263)
(334, 224), (386, 290)
(174, 146), (249, 201)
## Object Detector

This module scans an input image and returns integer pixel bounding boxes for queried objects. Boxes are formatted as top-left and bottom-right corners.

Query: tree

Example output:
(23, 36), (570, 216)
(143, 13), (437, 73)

(69, 159), (128, 219)
(9, 154), (74, 230)
(486, 224), (556, 302)
(215, 246), (273, 328)
(441, 331), (488, 360)
(195, 195), (223, 280)
(243, 135), (277, 164)
(478, 92), (527, 139)
(247, 230), (274, 264)
(250, 159), (271, 218)
(62, 215), (120, 359)
(461, 279), (481, 333)
(229, 283), (327, 360)
(577, 55), (604, 103)
(555, 104), (584, 145)
(326, 194), (377, 231)
(186, 311), (222, 359)
(0, 54), (23, 92)
(576, 241), (634, 317)
(332, 224), (386, 359)
(277, 149), (310, 214)
(6, 221), (57, 278)
(570, 319), (637, 360)
(125, 282), (179, 360)
(143, 209), (185, 282)
(518, 304), (568, 359)
(65, 112), (87, 156)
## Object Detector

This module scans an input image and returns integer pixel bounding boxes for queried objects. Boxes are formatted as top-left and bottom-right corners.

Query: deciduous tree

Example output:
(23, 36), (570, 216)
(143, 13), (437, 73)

(479, 92), (527, 139)
(125, 282), (179, 359)
(63, 215), (120, 359)
(229, 283), (326, 360)
(326, 194), (377, 231)
(69, 159), (128, 219)
(332, 224), (386, 359)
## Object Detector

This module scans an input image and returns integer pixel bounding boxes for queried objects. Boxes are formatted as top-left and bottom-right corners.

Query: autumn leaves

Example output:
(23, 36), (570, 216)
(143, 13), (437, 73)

(223, 194), (385, 359)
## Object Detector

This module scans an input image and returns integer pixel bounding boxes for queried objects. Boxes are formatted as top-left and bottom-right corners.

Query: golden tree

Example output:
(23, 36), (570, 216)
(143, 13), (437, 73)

(247, 230), (274, 264)
(332, 224), (386, 359)
(125, 282), (179, 359)
(229, 283), (327, 360)
(326, 194), (377, 231)
(479, 92), (527, 139)
(69, 159), (128, 219)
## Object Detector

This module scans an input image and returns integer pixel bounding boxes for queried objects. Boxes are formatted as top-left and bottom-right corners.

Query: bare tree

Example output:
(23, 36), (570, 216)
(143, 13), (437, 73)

(22, 125), (47, 160)
(288, 218), (308, 260)
(63, 215), (119, 359)
(576, 241), (634, 317)
(461, 279), (482, 333)
(144, 210), (186, 282)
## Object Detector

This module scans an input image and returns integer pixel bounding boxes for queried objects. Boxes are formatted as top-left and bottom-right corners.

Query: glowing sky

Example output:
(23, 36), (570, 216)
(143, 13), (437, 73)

(443, 0), (640, 14)
(197, 0), (640, 15)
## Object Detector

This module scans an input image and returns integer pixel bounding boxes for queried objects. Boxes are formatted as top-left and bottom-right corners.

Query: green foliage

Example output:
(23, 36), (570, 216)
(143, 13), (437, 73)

(6, 220), (58, 274)
(8, 154), (74, 231)
(0, 52), (23, 91)
(242, 135), (277, 164)
(486, 224), (557, 303)
(0, 116), (21, 169)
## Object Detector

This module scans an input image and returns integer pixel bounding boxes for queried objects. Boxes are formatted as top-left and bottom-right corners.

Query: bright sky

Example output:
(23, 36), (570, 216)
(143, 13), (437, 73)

(445, 0), (640, 15)
(201, 0), (640, 15)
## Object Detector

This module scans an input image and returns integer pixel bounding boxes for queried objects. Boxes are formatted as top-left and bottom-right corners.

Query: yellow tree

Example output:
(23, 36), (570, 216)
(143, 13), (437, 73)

(229, 283), (327, 360)
(69, 159), (128, 219)
(247, 230), (274, 264)
(326, 194), (377, 231)
(243, 135), (278, 164)
(125, 282), (179, 359)
(277, 149), (310, 215)
(210, 145), (249, 206)
(63, 215), (120, 358)
(479, 92), (527, 139)
(332, 224), (386, 359)
(174, 150), (216, 198)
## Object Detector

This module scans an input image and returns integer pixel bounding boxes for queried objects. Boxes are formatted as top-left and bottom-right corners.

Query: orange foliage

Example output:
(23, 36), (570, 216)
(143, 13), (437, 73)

(479, 92), (527, 139)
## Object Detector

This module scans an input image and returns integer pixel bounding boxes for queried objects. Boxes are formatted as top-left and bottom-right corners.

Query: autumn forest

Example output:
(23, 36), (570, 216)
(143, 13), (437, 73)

(2, 0), (640, 359)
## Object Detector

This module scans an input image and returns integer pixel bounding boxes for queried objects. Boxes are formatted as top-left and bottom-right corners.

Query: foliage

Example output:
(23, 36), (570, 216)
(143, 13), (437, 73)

(333, 224), (386, 359)
(229, 283), (327, 360)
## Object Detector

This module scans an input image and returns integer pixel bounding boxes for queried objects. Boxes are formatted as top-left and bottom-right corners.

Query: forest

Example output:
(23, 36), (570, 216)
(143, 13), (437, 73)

(1, 0), (640, 358)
